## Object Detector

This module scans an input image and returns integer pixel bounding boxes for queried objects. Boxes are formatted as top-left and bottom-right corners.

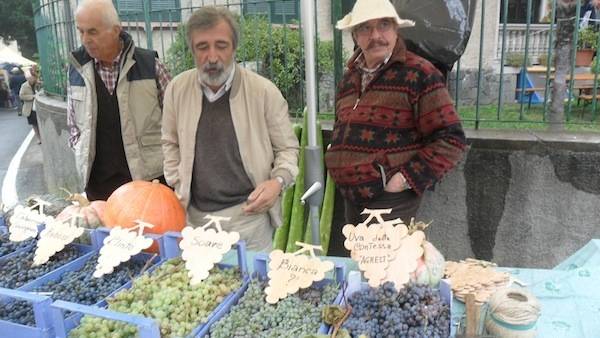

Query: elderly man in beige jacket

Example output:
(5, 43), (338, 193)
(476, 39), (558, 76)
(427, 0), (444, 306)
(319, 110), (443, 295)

(161, 7), (299, 251)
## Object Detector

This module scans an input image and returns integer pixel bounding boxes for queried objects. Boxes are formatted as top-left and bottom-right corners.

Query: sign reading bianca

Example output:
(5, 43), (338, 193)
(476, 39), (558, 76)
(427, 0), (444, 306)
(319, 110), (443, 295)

(265, 242), (334, 304)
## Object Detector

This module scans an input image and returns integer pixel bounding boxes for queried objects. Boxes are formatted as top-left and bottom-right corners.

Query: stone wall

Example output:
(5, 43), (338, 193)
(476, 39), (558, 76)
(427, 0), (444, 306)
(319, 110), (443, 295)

(420, 131), (600, 269)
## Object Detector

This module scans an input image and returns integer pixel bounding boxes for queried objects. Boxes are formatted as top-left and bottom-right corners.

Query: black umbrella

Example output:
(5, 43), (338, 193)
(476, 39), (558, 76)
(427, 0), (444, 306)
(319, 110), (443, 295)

(392, 0), (477, 74)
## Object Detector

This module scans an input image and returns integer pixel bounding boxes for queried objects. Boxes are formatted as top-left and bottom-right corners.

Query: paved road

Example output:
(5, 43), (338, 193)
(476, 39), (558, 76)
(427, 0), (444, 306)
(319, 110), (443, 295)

(0, 107), (46, 206)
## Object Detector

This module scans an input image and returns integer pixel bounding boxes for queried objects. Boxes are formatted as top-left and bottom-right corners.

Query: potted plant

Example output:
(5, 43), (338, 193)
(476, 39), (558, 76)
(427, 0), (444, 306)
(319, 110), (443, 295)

(576, 27), (598, 67)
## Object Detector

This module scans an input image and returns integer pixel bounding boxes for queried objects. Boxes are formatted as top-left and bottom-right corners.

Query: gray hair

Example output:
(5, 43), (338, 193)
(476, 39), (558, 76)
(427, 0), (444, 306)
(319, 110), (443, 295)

(75, 0), (120, 27)
(186, 7), (239, 50)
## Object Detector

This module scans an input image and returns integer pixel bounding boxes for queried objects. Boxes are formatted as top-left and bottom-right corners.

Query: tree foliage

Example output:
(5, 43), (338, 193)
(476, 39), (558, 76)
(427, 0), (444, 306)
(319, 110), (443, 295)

(0, 0), (37, 58)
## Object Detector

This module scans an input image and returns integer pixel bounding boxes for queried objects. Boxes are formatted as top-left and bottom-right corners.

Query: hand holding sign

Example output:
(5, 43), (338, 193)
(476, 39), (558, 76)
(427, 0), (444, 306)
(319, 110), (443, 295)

(265, 242), (334, 304)
(93, 220), (154, 278)
(180, 215), (240, 285)
(33, 213), (85, 266)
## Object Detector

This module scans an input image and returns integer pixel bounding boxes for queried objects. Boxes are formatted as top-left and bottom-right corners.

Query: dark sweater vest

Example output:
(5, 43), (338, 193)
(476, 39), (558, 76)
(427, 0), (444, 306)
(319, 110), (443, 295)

(190, 91), (254, 211)
(85, 67), (132, 200)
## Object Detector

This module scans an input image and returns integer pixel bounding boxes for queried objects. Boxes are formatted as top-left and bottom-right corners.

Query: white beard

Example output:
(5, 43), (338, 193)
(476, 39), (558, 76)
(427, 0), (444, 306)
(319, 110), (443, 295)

(198, 60), (234, 88)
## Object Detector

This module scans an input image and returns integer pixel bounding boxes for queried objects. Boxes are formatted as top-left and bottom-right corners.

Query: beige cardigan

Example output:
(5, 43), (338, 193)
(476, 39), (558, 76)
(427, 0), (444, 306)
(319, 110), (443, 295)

(161, 65), (299, 227)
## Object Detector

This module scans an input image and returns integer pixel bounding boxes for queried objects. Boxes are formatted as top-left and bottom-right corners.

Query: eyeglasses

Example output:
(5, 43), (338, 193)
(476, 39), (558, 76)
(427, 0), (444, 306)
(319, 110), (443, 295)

(353, 19), (395, 37)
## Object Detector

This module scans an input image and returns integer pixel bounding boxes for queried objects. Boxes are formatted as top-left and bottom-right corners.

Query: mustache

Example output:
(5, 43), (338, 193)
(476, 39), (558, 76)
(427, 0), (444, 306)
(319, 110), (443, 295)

(367, 40), (388, 50)
(203, 62), (224, 72)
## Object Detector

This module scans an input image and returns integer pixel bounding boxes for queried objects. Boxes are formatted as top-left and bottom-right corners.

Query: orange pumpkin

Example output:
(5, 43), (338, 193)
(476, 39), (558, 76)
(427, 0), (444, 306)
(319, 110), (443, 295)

(103, 179), (186, 239)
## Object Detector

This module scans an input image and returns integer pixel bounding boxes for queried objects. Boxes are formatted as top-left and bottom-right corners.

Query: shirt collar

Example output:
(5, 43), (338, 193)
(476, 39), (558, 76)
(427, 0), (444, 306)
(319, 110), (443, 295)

(94, 42), (123, 70)
(354, 52), (392, 74)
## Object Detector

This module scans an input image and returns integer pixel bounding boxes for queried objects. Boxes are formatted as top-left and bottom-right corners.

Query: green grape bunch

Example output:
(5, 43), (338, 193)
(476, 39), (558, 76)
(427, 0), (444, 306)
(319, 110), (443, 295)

(69, 258), (243, 338)
(209, 279), (339, 338)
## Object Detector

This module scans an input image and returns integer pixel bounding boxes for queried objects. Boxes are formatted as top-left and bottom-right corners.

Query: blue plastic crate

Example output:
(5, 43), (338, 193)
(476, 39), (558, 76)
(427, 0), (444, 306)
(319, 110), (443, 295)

(0, 242), (96, 290)
(0, 242), (97, 338)
(196, 252), (346, 337)
(330, 271), (453, 337)
(50, 231), (249, 338)
(0, 287), (54, 338)
(40, 227), (165, 333)
(0, 232), (36, 260)
(19, 251), (162, 333)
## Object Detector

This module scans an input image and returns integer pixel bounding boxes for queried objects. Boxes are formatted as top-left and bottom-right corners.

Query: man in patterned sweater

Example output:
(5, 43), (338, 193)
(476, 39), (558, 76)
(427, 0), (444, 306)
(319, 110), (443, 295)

(325, 0), (467, 229)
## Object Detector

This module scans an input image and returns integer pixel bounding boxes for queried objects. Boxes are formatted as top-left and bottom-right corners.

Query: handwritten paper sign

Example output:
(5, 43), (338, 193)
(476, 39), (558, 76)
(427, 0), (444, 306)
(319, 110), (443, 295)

(383, 230), (425, 289)
(33, 213), (85, 266)
(93, 220), (154, 278)
(342, 208), (407, 287)
(265, 242), (334, 304)
(180, 215), (239, 285)
(9, 199), (54, 242)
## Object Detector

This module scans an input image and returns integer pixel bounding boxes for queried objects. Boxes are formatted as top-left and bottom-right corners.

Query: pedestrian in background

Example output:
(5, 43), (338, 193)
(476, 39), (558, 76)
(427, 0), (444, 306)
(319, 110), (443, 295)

(0, 75), (9, 108)
(9, 67), (26, 110)
(19, 73), (42, 144)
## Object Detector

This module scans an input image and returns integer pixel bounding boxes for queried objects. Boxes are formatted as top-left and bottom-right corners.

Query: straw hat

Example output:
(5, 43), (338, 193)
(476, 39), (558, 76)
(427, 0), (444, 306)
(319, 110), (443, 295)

(336, 0), (415, 31)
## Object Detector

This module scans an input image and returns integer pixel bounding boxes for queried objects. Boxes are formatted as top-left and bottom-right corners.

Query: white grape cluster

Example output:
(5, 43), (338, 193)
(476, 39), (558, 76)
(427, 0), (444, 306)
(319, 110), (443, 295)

(69, 258), (242, 338)
(209, 279), (339, 338)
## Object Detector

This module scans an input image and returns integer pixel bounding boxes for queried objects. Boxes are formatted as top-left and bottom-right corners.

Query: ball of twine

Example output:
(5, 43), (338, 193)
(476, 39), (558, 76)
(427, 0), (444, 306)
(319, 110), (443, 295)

(485, 288), (541, 338)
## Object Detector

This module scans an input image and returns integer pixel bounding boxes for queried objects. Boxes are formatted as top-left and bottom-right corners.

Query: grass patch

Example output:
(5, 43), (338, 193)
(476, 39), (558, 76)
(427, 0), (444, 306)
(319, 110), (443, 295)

(458, 103), (600, 132)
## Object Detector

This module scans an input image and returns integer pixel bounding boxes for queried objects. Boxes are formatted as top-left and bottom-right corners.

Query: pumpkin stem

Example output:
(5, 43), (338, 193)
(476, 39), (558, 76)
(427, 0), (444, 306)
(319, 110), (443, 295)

(59, 187), (73, 199)
(60, 187), (92, 206)
(71, 194), (91, 207)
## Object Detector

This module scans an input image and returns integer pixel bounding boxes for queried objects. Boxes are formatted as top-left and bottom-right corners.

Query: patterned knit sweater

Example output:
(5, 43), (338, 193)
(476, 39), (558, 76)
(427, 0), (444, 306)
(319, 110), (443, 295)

(324, 37), (467, 206)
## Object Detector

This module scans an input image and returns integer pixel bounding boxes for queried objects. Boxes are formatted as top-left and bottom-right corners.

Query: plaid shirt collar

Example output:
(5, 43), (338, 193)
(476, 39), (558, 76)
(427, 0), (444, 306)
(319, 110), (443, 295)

(93, 42), (124, 94)
(94, 48), (123, 72)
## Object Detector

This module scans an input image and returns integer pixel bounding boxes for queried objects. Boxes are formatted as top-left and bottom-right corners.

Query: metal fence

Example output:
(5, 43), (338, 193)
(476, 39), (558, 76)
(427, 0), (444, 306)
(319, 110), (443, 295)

(33, 0), (331, 115)
(32, 0), (600, 129)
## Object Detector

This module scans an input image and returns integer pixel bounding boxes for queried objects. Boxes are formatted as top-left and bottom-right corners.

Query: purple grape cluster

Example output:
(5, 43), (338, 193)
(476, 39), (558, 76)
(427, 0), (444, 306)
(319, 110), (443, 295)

(0, 246), (82, 288)
(0, 233), (35, 257)
(0, 300), (35, 326)
(0, 254), (147, 327)
(31, 253), (146, 304)
(343, 282), (450, 338)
